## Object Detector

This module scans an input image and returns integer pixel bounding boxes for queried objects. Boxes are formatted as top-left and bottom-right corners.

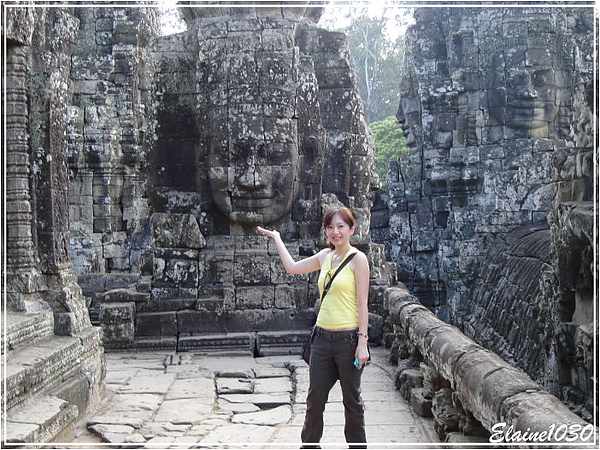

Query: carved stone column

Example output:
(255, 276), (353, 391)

(4, 44), (48, 312)
(27, 7), (93, 335)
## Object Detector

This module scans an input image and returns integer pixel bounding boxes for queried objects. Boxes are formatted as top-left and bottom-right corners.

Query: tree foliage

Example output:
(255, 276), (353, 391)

(370, 116), (408, 187)
(320, 6), (411, 187)
(345, 14), (405, 123)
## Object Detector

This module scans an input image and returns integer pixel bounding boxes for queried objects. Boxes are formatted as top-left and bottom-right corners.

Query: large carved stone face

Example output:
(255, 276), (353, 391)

(485, 27), (567, 137)
(506, 68), (562, 128)
(208, 138), (299, 226)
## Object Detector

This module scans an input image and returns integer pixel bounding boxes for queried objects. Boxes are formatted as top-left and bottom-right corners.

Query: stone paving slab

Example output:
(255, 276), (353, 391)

(254, 377), (293, 393)
(86, 423), (136, 444)
(232, 405), (292, 426)
(87, 410), (152, 429)
(71, 347), (438, 447)
(217, 377), (254, 394)
(217, 399), (261, 413)
(166, 376), (215, 400)
(153, 398), (214, 424)
(254, 366), (291, 378)
(104, 369), (132, 386)
(98, 393), (162, 412)
(116, 370), (176, 394)
(199, 423), (276, 444)
(220, 392), (292, 406)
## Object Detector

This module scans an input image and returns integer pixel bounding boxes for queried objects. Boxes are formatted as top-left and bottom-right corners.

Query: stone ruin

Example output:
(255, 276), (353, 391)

(2, 2), (597, 444)
(65, 5), (392, 353)
(3, 4), (395, 442)
(3, 6), (107, 443)
(381, 6), (596, 423)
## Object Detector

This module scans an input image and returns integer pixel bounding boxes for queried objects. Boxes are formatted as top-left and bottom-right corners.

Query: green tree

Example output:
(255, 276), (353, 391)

(325, 8), (408, 123)
(370, 116), (408, 187)
(319, 6), (412, 186)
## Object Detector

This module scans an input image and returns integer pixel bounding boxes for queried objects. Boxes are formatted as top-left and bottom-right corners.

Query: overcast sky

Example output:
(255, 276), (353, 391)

(158, 1), (413, 37)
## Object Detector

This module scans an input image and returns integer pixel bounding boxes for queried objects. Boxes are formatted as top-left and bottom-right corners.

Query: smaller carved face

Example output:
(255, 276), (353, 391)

(396, 97), (421, 150)
(208, 139), (299, 226)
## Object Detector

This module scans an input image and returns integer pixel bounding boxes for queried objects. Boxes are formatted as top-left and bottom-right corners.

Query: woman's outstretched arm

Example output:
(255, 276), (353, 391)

(257, 226), (325, 274)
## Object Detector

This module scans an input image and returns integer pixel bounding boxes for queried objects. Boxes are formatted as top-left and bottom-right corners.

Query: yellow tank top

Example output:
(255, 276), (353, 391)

(315, 249), (359, 330)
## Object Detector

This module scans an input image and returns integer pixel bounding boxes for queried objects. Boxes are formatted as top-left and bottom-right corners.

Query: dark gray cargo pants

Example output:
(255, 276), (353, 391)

(301, 327), (366, 448)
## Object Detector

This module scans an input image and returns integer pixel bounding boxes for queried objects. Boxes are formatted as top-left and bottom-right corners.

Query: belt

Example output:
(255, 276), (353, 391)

(313, 326), (358, 342)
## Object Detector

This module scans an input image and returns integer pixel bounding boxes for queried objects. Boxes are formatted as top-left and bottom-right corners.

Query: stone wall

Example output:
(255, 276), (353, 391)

(65, 6), (392, 350)
(390, 6), (594, 319)
(387, 5), (596, 419)
(67, 7), (159, 274)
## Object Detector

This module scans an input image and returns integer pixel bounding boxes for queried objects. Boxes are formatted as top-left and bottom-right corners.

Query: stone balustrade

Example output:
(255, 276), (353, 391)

(385, 285), (595, 445)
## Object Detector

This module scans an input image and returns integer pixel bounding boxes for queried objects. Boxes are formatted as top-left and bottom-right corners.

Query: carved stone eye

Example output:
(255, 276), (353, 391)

(532, 70), (552, 88)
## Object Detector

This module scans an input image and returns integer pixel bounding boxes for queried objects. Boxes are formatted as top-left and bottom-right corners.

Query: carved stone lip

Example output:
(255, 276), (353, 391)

(506, 100), (546, 109)
(233, 197), (273, 209)
(506, 102), (548, 123)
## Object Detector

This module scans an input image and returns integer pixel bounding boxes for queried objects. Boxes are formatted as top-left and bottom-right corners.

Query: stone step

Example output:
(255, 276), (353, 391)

(178, 332), (256, 355)
(4, 334), (83, 411)
(3, 395), (78, 444)
(256, 330), (311, 357)
(1, 310), (54, 354)
(177, 330), (312, 356)
(116, 328), (312, 355)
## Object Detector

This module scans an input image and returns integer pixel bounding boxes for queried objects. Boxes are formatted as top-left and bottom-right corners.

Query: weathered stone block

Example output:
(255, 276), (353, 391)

(233, 255), (270, 286)
(152, 251), (199, 288)
(397, 368), (423, 401)
(98, 288), (149, 303)
(150, 213), (205, 249)
(411, 387), (433, 417)
(432, 388), (460, 441)
(99, 302), (135, 343)
(367, 313), (384, 345)
(273, 285), (296, 309)
(177, 310), (228, 334)
(135, 311), (177, 337)
(236, 286), (274, 309)
(149, 288), (198, 303)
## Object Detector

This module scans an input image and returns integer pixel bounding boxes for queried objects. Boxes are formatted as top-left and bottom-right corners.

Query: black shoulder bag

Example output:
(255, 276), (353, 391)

(302, 252), (357, 364)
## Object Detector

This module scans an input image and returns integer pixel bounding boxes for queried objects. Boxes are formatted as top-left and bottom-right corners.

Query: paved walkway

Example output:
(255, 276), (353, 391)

(72, 347), (438, 448)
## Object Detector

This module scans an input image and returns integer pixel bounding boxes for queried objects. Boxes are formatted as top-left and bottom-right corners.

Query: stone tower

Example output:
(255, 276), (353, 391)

(66, 5), (390, 352)
(389, 6), (595, 419)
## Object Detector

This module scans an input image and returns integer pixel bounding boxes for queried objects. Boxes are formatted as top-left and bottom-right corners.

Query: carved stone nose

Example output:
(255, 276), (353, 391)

(519, 81), (538, 98)
(238, 163), (266, 190)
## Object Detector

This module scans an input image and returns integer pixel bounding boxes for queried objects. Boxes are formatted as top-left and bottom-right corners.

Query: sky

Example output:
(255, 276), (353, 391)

(158, 1), (414, 37)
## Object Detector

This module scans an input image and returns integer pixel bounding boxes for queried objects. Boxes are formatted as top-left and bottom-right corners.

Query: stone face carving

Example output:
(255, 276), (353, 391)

(390, 6), (595, 421)
(62, 5), (386, 349)
(189, 10), (308, 228)
(390, 6), (594, 318)
(483, 26), (570, 138)
(208, 139), (300, 227)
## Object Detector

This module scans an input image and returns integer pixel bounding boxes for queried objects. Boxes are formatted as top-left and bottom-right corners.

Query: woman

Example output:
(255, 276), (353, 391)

(257, 206), (370, 447)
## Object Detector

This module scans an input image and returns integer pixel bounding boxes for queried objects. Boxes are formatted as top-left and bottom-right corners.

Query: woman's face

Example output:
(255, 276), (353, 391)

(324, 213), (355, 247)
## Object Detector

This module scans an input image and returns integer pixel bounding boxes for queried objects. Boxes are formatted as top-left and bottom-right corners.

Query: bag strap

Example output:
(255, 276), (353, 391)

(320, 252), (356, 301)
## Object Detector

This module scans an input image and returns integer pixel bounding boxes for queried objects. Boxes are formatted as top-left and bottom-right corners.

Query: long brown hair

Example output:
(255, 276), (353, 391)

(322, 206), (356, 250)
